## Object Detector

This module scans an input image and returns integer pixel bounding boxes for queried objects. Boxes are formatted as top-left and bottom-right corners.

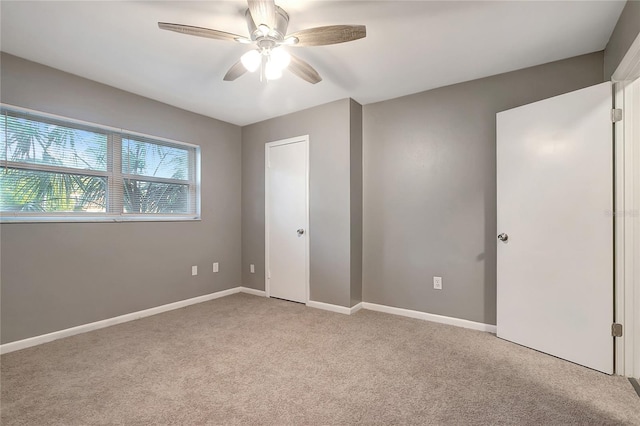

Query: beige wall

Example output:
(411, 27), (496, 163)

(0, 53), (242, 343)
(362, 52), (605, 325)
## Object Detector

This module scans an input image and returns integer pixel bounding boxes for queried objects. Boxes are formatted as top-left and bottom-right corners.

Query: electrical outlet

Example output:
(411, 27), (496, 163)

(433, 276), (442, 290)
(191, 265), (198, 276)
(250, 264), (255, 274)
(213, 262), (219, 273)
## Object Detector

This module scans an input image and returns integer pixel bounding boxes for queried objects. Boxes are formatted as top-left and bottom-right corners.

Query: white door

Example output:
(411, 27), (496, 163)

(265, 136), (308, 303)
(497, 82), (614, 374)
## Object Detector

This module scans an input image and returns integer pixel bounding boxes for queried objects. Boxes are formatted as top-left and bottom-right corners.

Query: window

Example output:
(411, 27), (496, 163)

(0, 106), (200, 222)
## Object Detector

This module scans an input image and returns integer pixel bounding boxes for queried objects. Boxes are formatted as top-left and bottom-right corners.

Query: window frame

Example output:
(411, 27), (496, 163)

(1, 104), (201, 223)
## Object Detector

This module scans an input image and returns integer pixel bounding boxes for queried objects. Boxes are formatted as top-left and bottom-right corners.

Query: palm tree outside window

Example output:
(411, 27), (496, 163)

(0, 106), (200, 222)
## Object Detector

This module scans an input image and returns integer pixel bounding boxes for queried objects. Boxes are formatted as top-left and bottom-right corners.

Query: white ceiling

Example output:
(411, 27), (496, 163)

(0, 1), (625, 126)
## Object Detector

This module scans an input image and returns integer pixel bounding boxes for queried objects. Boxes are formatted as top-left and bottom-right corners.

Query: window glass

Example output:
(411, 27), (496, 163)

(123, 179), (189, 214)
(0, 168), (107, 212)
(1, 114), (107, 171)
(122, 138), (189, 180)
(0, 106), (200, 222)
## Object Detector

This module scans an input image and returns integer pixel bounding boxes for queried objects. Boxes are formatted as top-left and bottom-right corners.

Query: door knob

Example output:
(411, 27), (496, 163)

(498, 233), (508, 242)
(297, 228), (305, 236)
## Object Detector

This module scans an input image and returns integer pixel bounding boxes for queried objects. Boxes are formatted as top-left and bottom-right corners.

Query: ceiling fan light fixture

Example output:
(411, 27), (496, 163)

(241, 49), (261, 72)
(270, 47), (290, 70)
(159, 0), (367, 84)
(265, 60), (283, 80)
(281, 36), (298, 46)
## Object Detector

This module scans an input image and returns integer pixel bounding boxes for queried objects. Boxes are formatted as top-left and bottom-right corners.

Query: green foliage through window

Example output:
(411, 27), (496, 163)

(0, 107), (199, 221)
(0, 169), (106, 212)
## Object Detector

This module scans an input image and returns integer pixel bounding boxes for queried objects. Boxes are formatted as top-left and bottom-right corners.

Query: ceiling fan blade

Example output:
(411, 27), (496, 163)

(223, 60), (248, 81)
(289, 54), (322, 84)
(288, 25), (366, 47)
(158, 22), (244, 42)
(247, 0), (276, 30)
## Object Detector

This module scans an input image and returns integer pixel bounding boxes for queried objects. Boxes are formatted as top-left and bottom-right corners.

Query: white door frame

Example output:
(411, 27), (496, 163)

(612, 32), (640, 378)
(264, 135), (310, 302)
(496, 83), (614, 374)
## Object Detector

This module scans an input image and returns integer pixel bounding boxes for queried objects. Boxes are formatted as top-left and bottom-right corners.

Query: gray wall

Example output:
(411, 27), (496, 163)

(604, 0), (640, 79)
(362, 52), (605, 325)
(349, 100), (363, 306)
(242, 98), (361, 307)
(0, 53), (242, 343)
(0, 47), (610, 342)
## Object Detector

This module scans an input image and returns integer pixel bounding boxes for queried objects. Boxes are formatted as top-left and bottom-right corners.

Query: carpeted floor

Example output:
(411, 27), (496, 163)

(2, 293), (639, 425)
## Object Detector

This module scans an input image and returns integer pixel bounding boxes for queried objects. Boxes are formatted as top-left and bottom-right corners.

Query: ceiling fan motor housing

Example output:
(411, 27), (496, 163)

(246, 6), (289, 41)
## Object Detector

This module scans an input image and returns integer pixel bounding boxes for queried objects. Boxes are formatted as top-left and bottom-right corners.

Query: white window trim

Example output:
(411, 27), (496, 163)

(1, 104), (201, 223)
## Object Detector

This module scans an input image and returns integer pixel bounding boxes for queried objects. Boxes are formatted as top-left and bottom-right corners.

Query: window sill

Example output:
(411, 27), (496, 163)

(0, 215), (201, 224)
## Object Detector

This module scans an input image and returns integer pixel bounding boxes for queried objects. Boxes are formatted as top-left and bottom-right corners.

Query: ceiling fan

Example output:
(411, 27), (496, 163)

(158, 0), (366, 84)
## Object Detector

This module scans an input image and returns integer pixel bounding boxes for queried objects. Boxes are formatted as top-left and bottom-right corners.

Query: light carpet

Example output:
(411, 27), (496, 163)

(2, 293), (639, 425)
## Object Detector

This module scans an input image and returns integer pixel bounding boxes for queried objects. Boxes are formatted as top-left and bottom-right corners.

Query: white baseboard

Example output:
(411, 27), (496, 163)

(350, 302), (363, 314)
(1, 287), (495, 355)
(238, 287), (266, 297)
(0, 286), (245, 355)
(306, 299), (495, 333)
(306, 300), (363, 315)
(362, 302), (497, 333)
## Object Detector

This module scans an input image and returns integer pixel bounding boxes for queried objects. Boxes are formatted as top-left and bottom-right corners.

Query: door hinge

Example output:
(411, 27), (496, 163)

(612, 323), (623, 337)
(611, 108), (623, 122)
